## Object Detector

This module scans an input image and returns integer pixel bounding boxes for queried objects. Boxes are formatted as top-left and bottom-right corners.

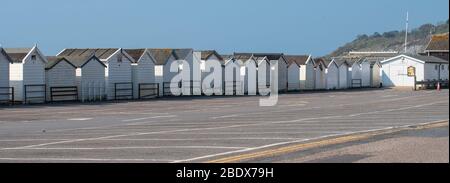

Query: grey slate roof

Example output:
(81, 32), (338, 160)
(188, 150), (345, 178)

(332, 58), (350, 67)
(314, 58), (328, 68)
(252, 53), (284, 60)
(198, 50), (223, 61)
(147, 49), (176, 65)
(221, 54), (234, 61)
(3, 48), (32, 63)
(60, 55), (106, 68)
(0, 48), (14, 63)
(58, 48), (119, 60)
(406, 54), (449, 64)
(338, 57), (362, 66)
(284, 55), (310, 66)
(173, 49), (193, 60)
(233, 53), (253, 61)
(45, 56), (76, 70)
(234, 53), (285, 62)
(124, 49), (146, 62)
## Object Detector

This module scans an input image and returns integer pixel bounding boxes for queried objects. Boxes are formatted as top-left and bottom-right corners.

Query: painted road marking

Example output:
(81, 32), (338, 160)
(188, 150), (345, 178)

(3, 146), (249, 150)
(204, 120), (449, 163)
(122, 115), (177, 122)
(173, 120), (449, 163)
(104, 137), (301, 141)
(210, 114), (241, 119)
(67, 118), (92, 121)
(2, 101), (446, 150)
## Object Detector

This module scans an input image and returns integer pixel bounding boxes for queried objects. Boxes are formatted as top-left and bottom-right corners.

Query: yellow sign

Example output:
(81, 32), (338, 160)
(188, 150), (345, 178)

(407, 66), (415, 77)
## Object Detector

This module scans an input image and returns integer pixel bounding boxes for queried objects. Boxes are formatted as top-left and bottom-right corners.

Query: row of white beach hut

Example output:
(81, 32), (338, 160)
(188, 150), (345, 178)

(1, 45), (386, 104)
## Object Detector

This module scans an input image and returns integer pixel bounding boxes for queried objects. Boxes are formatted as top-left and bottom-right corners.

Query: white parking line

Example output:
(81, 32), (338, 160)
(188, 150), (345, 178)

(0, 139), (73, 142)
(172, 120), (448, 163)
(3, 146), (248, 150)
(67, 118), (93, 121)
(122, 115), (177, 122)
(210, 114), (241, 119)
(162, 132), (341, 135)
(3, 101), (446, 150)
(105, 137), (300, 141)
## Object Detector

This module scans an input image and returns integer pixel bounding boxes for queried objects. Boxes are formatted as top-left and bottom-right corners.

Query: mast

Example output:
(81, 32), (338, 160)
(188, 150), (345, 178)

(404, 11), (409, 53)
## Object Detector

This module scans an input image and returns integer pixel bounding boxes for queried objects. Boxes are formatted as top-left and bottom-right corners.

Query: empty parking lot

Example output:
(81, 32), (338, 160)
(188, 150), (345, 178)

(0, 88), (448, 163)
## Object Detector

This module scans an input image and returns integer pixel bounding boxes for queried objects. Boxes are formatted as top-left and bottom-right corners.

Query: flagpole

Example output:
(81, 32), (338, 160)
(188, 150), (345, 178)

(405, 11), (409, 53)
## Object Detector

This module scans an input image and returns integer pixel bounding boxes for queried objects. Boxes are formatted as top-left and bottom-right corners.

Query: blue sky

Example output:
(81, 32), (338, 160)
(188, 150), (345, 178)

(0, 0), (448, 56)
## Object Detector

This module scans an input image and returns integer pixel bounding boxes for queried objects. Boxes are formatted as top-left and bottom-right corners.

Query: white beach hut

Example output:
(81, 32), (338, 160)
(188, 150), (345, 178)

(223, 57), (242, 95)
(148, 49), (181, 96)
(255, 56), (271, 95)
(58, 48), (134, 100)
(361, 60), (371, 87)
(367, 59), (382, 88)
(285, 55), (314, 90)
(349, 59), (363, 88)
(173, 49), (198, 95)
(5, 46), (47, 103)
(234, 53), (258, 95)
(251, 53), (288, 92)
(62, 55), (107, 102)
(195, 50), (224, 95)
(45, 57), (77, 102)
(314, 58), (327, 90)
(0, 48), (13, 102)
(336, 59), (350, 89)
(286, 57), (301, 91)
(125, 49), (156, 99)
(326, 59), (339, 90)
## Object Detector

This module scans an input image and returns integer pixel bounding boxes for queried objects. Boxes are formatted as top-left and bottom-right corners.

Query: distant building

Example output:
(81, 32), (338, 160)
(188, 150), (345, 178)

(421, 33), (449, 61)
(5, 46), (47, 103)
(381, 54), (449, 87)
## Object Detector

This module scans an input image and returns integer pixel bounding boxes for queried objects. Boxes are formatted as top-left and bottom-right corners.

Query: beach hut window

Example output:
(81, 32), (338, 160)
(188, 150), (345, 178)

(155, 66), (163, 76)
(240, 67), (246, 76)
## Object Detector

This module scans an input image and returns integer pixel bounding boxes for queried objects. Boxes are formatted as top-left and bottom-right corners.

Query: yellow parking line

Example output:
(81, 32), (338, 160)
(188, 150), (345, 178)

(207, 121), (449, 163)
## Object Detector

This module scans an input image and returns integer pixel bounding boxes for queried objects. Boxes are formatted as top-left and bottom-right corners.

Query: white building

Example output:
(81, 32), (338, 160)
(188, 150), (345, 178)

(285, 55), (314, 90)
(125, 49), (156, 99)
(173, 49), (198, 95)
(5, 46), (47, 103)
(314, 58), (327, 90)
(348, 59), (363, 88)
(286, 57), (301, 91)
(148, 49), (179, 96)
(365, 59), (382, 88)
(63, 55), (107, 102)
(326, 59), (339, 90)
(234, 53), (258, 95)
(361, 60), (371, 87)
(381, 54), (449, 87)
(0, 47), (13, 102)
(45, 57), (77, 101)
(58, 48), (134, 100)
(195, 50), (224, 95)
(223, 57), (243, 95)
(255, 56), (271, 94)
(253, 53), (288, 92)
(336, 59), (350, 89)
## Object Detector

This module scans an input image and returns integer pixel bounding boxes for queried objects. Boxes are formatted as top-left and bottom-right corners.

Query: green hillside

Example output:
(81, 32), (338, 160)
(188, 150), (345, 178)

(328, 20), (449, 57)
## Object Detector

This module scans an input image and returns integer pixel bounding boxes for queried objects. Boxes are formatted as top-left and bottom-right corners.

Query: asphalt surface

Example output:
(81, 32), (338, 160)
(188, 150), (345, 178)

(247, 124), (449, 163)
(0, 88), (448, 163)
